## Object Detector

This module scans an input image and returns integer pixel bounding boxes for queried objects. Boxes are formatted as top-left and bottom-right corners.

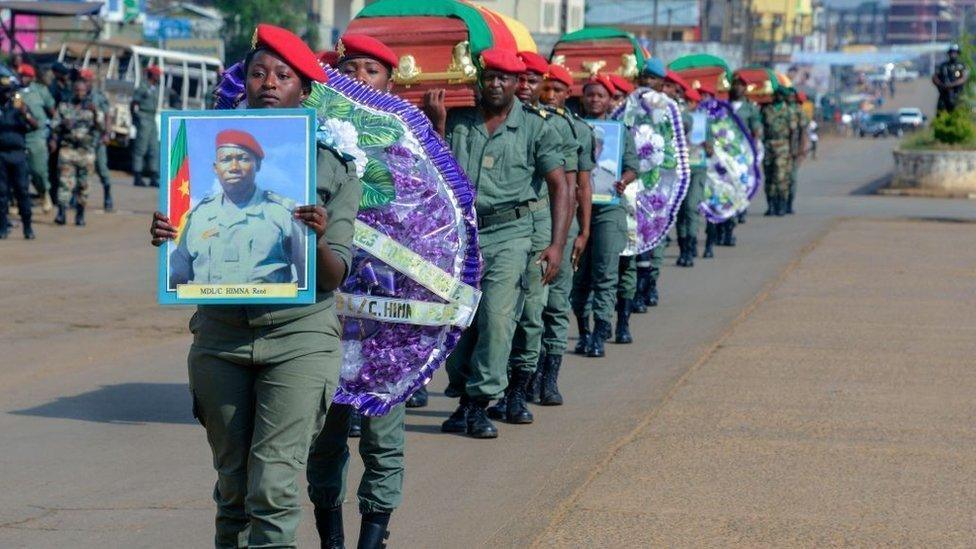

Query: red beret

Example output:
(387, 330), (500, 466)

(693, 76), (718, 96)
(17, 64), (35, 78)
(797, 91), (808, 102)
(78, 68), (95, 81)
(518, 51), (549, 75)
(546, 64), (574, 87)
(665, 70), (699, 100)
(584, 74), (616, 96)
(252, 23), (327, 83)
(145, 65), (162, 77)
(318, 50), (339, 67)
(479, 47), (526, 74)
(608, 74), (635, 94)
(216, 129), (265, 160)
(337, 33), (398, 69)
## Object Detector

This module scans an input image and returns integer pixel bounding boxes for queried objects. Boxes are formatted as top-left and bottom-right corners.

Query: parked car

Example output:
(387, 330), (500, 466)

(893, 66), (920, 81)
(858, 112), (903, 138)
(897, 107), (926, 130)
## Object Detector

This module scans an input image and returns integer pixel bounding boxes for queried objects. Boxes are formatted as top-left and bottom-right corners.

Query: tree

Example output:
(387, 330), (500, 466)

(214, 0), (320, 64)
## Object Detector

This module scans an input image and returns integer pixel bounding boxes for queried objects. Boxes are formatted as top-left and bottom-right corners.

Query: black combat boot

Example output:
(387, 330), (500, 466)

(357, 512), (390, 549)
(647, 277), (659, 307)
(574, 314), (591, 355)
(54, 203), (66, 225)
(588, 319), (610, 358)
(23, 224), (35, 239)
(441, 395), (469, 433)
(722, 220), (736, 246)
(703, 225), (715, 258)
(504, 369), (534, 424)
(486, 391), (507, 420)
(405, 385), (428, 408)
(466, 399), (498, 438)
(633, 269), (649, 314)
(614, 298), (633, 344)
(687, 237), (697, 267)
(133, 174), (146, 187)
(348, 409), (362, 438)
(738, 210), (747, 224)
(314, 504), (345, 549)
(786, 192), (795, 214)
(775, 197), (787, 216)
(74, 204), (86, 226)
(527, 355), (543, 404)
(539, 354), (564, 406)
(149, 175), (160, 188)
(103, 185), (114, 212)
(675, 237), (688, 267)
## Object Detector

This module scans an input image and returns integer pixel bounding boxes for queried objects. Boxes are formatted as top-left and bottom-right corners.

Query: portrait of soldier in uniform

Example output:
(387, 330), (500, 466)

(588, 120), (623, 204)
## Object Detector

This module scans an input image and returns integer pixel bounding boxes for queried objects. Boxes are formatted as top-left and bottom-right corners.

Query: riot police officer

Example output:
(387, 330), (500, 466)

(0, 75), (38, 239)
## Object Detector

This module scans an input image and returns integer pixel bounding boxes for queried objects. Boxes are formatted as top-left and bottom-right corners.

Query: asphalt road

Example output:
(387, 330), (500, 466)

(1, 79), (972, 547)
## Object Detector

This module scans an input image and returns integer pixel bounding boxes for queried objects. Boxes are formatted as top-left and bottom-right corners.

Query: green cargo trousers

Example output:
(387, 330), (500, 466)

(509, 207), (552, 375)
(307, 403), (405, 514)
(617, 255), (636, 301)
(25, 134), (48, 196)
(571, 204), (627, 323)
(131, 118), (159, 181)
(541, 220), (579, 357)
(675, 170), (705, 239)
(446, 224), (533, 399)
(95, 142), (110, 187)
(187, 313), (340, 549)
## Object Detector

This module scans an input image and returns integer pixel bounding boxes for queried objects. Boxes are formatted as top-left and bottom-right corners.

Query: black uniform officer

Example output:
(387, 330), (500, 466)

(933, 44), (969, 113)
(0, 75), (38, 239)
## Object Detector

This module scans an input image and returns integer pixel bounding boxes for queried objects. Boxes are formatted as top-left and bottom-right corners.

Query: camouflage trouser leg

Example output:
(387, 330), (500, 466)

(763, 142), (793, 201)
(57, 148), (93, 208)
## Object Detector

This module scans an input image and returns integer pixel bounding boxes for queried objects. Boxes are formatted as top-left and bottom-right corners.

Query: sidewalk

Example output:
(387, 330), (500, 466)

(538, 217), (976, 547)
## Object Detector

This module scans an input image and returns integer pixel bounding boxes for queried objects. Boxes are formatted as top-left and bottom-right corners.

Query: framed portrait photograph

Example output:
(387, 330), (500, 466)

(157, 109), (317, 305)
(588, 119), (624, 205)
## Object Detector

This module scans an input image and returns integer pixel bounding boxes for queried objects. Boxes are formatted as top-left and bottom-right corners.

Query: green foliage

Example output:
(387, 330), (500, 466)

(959, 32), (976, 105)
(360, 159), (397, 209)
(213, 0), (320, 64)
(932, 108), (975, 144)
(901, 125), (976, 151)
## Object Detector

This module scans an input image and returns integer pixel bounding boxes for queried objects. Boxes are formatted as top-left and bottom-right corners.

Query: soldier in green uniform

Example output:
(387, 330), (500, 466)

(50, 79), (102, 227)
(571, 74), (638, 358)
(787, 88), (808, 215)
(673, 74), (710, 267)
(761, 86), (796, 217)
(149, 24), (362, 548)
(80, 69), (114, 212)
(486, 51), (576, 424)
(131, 65), (162, 188)
(634, 59), (669, 312)
(16, 64), (54, 213)
(533, 63), (593, 406)
(167, 130), (307, 287)
(721, 73), (762, 246)
(423, 47), (569, 439)
(305, 34), (411, 549)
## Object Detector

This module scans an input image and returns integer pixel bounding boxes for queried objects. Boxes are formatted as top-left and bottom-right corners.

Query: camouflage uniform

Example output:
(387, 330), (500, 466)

(788, 103), (808, 212)
(760, 102), (795, 212)
(52, 100), (102, 208)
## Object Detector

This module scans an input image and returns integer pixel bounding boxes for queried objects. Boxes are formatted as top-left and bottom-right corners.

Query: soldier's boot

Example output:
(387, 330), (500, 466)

(103, 185), (114, 212)
(74, 204), (85, 227)
(614, 298), (633, 344)
(722, 221), (737, 246)
(703, 227), (715, 258)
(786, 192), (795, 215)
(687, 237), (697, 267)
(632, 269), (650, 314)
(527, 355), (543, 404)
(466, 399), (498, 439)
(588, 319), (610, 358)
(504, 370), (534, 424)
(348, 409), (362, 438)
(0, 217), (8, 239)
(405, 385), (428, 408)
(738, 210), (747, 224)
(675, 237), (688, 267)
(647, 278), (659, 307)
(774, 197), (787, 217)
(764, 199), (774, 216)
(486, 392), (507, 421)
(133, 173), (146, 187)
(441, 395), (470, 433)
(148, 175), (160, 188)
(539, 354), (564, 406)
(313, 504), (345, 549)
(23, 224), (35, 240)
(357, 512), (390, 549)
(54, 204), (66, 226)
(574, 314), (591, 355)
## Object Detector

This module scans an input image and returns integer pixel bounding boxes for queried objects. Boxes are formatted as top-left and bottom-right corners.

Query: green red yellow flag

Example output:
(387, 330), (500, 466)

(168, 120), (191, 235)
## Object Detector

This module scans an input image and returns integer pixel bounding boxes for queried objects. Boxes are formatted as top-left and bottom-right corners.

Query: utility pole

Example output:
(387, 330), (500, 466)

(651, 0), (660, 54)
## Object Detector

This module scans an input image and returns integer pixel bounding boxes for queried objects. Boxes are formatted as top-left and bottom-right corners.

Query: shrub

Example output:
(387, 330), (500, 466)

(933, 108), (975, 144)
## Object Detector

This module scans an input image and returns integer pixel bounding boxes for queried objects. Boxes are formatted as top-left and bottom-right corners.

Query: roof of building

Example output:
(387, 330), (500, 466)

(0, 1), (103, 16)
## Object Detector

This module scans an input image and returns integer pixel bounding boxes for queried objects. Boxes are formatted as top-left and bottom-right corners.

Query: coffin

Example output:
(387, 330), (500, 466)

(735, 67), (777, 104)
(550, 27), (645, 97)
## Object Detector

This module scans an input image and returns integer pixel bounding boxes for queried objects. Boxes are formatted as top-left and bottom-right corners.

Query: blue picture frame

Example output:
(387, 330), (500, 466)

(157, 108), (318, 305)
(588, 119), (624, 205)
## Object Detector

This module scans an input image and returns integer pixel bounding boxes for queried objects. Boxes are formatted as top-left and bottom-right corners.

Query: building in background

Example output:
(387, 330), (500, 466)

(886, 0), (955, 44)
(584, 0), (700, 42)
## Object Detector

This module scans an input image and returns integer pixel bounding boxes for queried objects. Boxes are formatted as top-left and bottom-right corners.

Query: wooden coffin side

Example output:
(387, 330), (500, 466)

(551, 38), (639, 96)
(673, 67), (731, 100)
(346, 17), (478, 108)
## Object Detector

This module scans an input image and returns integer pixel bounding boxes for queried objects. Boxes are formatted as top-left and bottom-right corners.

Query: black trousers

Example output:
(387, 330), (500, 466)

(0, 149), (32, 231)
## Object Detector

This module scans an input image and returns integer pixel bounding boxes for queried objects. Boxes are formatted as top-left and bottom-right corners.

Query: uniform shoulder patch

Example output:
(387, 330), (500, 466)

(263, 189), (297, 210)
(523, 102), (548, 119)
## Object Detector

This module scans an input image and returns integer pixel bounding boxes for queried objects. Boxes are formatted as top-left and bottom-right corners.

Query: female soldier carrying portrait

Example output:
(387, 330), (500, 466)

(149, 24), (362, 548)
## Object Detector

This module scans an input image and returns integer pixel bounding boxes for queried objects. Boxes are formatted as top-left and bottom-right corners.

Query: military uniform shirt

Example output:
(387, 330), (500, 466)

(53, 100), (102, 150)
(445, 102), (564, 217)
(762, 103), (795, 144)
(543, 105), (580, 173)
(169, 187), (306, 287)
(132, 83), (161, 121)
(20, 82), (54, 135)
(195, 147), (361, 330)
(937, 60), (967, 92)
(733, 100), (763, 141)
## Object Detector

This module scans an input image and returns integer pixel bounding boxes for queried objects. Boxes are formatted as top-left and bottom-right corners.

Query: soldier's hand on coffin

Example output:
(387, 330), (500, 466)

(293, 204), (328, 240)
(150, 211), (178, 246)
(422, 89), (448, 135)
